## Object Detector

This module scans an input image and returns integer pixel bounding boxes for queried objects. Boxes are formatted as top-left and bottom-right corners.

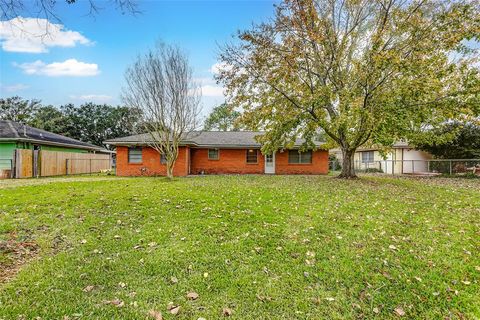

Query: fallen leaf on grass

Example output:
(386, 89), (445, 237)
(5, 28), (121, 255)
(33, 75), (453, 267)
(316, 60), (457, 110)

(373, 307), (379, 314)
(186, 291), (199, 300)
(222, 308), (233, 316)
(170, 306), (180, 315)
(83, 285), (94, 292)
(148, 310), (163, 320)
(167, 303), (181, 315)
(394, 307), (405, 316)
(104, 299), (124, 307)
(256, 295), (272, 302)
(170, 276), (178, 284)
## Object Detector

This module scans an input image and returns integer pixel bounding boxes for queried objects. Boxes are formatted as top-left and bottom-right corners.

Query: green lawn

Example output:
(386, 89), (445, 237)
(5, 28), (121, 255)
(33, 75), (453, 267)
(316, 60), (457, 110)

(0, 175), (479, 319)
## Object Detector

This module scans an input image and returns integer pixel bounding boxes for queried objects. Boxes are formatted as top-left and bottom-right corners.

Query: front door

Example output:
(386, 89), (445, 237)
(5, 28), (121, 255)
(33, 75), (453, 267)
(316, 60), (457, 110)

(265, 152), (275, 174)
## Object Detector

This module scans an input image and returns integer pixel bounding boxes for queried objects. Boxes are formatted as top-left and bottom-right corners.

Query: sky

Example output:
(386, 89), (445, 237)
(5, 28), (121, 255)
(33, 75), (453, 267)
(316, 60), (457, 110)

(0, 0), (278, 115)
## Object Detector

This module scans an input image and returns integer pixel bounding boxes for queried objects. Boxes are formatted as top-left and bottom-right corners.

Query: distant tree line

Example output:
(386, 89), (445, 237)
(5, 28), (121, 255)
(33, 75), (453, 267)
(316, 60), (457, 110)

(0, 96), (141, 149)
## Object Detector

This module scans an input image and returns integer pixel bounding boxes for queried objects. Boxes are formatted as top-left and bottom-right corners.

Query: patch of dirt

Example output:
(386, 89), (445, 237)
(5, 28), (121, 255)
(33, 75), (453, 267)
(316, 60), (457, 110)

(0, 233), (40, 283)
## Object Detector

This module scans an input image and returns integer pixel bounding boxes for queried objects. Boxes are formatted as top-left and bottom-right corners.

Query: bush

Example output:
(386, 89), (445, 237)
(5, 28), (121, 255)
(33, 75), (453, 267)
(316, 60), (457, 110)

(364, 168), (384, 173)
(329, 154), (342, 171)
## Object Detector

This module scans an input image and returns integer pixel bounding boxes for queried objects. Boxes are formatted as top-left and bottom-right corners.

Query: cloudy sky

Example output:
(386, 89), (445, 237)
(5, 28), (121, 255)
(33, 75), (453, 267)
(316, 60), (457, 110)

(0, 0), (277, 114)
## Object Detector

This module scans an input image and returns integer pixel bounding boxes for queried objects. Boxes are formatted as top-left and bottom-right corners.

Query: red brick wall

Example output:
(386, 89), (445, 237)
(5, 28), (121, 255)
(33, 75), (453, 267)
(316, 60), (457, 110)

(116, 146), (189, 177)
(275, 149), (328, 175)
(116, 146), (328, 176)
(190, 148), (264, 174)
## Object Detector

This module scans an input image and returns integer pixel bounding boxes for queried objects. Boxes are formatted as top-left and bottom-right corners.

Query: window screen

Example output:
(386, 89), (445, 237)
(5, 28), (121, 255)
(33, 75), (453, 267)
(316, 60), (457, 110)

(128, 147), (142, 163)
(361, 151), (374, 163)
(208, 149), (219, 160)
(246, 149), (258, 163)
(288, 150), (312, 164)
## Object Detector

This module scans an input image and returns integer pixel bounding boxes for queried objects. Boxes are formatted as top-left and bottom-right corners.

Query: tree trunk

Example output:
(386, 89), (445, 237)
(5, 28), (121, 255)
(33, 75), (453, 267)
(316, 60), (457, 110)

(166, 162), (174, 180)
(338, 148), (357, 178)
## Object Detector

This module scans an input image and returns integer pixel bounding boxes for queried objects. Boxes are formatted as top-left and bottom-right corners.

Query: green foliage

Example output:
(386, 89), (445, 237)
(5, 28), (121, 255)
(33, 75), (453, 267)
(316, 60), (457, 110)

(0, 175), (479, 318)
(29, 105), (66, 133)
(364, 168), (384, 173)
(59, 103), (142, 148)
(204, 103), (241, 131)
(415, 122), (480, 159)
(0, 96), (41, 124)
(328, 154), (342, 171)
(218, 0), (480, 177)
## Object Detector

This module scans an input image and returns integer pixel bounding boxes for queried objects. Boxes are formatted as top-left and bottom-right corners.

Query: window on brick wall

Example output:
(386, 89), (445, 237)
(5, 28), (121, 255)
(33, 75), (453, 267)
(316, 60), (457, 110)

(288, 150), (312, 164)
(128, 147), (142, 163)
(246, 149), (258, 163)
(160, 153), (167, 164)
(208, 148), (219, 160)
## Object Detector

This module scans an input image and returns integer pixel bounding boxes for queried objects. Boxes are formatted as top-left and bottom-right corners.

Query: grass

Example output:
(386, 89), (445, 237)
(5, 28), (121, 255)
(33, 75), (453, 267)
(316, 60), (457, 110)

(0, 175), (479, 319)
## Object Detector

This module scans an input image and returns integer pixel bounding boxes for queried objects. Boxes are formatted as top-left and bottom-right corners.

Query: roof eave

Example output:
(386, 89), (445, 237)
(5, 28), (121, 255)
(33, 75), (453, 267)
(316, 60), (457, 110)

(0, 137), (103, 151)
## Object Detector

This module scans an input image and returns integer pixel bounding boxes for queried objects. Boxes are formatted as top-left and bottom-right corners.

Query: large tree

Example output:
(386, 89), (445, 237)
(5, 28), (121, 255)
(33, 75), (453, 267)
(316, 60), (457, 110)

(204, 103), (241, 131)
(415, 122), (480, 159)
(0, 96), (41, 123)
(122, 43), (202, 179)
(60, 103), (141, 148)
(218, 0), (480, 178)
(30, 104), (66, 133)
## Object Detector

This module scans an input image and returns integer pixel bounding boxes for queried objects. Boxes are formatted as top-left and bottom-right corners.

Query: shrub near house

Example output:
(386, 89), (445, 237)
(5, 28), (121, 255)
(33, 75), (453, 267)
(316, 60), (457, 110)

(105, 131), (328, 176)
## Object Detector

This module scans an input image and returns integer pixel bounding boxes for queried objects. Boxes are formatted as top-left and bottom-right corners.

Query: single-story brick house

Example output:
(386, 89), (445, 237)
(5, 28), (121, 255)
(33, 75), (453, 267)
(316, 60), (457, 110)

(104, 131), (328, 176)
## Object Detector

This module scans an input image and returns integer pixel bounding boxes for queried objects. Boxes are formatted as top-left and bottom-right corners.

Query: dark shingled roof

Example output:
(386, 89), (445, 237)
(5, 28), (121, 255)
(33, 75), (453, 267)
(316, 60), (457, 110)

(104, 131), (324, 148)
(0, 120), (105, 151)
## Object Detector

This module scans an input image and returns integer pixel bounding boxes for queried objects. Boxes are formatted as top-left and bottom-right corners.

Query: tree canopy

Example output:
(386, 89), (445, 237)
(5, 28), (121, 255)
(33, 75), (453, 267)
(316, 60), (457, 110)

(204, 103), (241, 131)
(218, 0), (480, 178)
(0, 96), (41, 124)
(416, 122), (480, 159)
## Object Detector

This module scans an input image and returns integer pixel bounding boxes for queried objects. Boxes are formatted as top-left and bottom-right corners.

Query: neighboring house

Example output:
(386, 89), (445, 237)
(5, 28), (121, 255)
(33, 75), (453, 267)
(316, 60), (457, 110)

(330, 141), (432, 174)
(0, 120), (111, 178)
(104, 131), (328, 176)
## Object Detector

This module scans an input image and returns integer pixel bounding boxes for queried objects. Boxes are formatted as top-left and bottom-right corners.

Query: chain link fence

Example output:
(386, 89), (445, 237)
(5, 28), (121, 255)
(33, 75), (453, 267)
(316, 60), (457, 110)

(330, 159), (480, 176)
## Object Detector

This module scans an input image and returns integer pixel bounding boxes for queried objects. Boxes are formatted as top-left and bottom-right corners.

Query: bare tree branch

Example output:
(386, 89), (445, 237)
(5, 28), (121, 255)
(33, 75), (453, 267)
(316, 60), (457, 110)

(122, 42), (202, 179)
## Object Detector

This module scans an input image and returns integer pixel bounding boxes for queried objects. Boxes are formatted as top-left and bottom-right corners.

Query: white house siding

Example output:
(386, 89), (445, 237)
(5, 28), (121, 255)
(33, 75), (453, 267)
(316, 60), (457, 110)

(401, 149), (432, 173)
(331, 147), (432, 174)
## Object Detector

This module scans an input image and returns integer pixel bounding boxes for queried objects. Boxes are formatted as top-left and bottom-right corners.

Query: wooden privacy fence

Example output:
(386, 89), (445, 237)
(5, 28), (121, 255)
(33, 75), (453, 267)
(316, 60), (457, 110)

(66, 157), (111, 175)
(42, 150), (110, 176)
(15, 149), (33, 178)
(13, 149), (111, 178)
